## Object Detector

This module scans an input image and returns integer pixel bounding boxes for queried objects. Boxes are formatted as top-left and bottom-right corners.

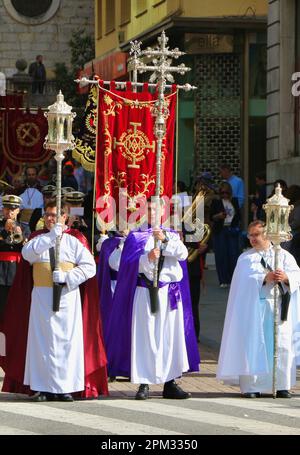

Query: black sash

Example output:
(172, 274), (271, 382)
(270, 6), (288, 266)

(139, 252), (165, 314)
(260, 257), (290, 321)
(49, 247), (64, 312)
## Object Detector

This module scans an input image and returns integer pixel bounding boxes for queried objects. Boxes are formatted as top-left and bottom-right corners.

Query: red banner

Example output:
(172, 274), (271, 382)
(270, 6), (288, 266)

(95, 81), (177, 226)
(0, 108), (51, 178)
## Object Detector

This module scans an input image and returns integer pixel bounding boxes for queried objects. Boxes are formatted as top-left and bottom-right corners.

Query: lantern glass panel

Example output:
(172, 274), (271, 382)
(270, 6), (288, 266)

(269, 209), (276, 233)
(280, 208), (286, 231)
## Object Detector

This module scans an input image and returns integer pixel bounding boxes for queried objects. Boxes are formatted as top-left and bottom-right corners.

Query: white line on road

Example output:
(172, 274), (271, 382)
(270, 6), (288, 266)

(0, 401), (183, 435)
(0, 425), (39, 435)
(191, 397), (300, 419)
(95, 399), (300, 435)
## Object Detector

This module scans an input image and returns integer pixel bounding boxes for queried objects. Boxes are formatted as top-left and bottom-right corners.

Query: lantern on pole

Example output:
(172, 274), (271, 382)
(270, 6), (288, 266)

(263, 184), (293, 398)
(44, 91), (76, 312)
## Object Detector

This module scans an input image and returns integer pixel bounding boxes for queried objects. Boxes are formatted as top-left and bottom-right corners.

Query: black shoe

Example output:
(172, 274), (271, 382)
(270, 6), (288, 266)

(45, 393), (59, 401)
(163, 380), (191, 399)
(108, 376), (116, 383)
(276, 390), (292, 398)
(135, 384), (149, 400)
(242, 392), (260, 398)
(58, 393), (74, 402)
(33, 392), (47, 402)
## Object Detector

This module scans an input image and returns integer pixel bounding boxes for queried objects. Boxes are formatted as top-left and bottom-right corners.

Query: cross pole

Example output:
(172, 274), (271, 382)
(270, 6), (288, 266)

(128, 30), (196, 293)
(75, 30), (197, 301)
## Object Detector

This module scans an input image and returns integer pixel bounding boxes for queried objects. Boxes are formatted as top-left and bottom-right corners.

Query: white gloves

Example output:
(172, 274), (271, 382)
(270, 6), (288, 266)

(49, 223), (63, 241)
(52, 269), (67, 284)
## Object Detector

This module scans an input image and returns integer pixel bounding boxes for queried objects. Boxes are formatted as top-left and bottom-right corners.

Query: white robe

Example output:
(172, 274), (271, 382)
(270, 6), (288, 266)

(217, 246), (300, 393)
(130, 232), (190, 384)
(22, 232), (96, 394)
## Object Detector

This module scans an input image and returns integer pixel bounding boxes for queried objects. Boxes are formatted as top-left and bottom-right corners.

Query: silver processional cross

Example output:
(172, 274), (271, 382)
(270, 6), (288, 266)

(129, 31), (196, 290)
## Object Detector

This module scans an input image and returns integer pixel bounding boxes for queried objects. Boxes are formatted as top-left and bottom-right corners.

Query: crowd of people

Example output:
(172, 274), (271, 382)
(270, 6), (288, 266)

(0, 160), (299, 401)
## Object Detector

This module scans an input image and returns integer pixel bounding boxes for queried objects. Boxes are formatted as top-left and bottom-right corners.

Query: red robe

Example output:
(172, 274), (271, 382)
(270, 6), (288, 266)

(0, 228), (108, 398)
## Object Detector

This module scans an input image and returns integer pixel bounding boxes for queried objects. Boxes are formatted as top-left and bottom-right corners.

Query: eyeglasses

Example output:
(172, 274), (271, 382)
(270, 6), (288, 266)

(44, 213), (57, 218)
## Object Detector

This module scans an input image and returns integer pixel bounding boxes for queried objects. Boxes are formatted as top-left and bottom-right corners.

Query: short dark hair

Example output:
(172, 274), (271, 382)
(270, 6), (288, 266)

(248, 220), (265, 231)
(220, 163), (231, 171)
(25, 165), (38, 176)
(44, 199), (68, 215)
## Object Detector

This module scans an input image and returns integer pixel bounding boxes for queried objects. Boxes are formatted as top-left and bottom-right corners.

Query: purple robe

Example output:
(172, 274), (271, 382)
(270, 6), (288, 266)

(97, 236), (122, 356)
(106, 228), (200, 378)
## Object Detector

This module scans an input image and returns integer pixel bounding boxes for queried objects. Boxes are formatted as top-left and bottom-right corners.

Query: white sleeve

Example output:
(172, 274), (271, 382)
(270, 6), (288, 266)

(139, 252), (155, 274)
(65, 240), (96, 291)
(108, 244), (124, 272)
(162, 232), (188, 261)
(22, 232), (56, 262)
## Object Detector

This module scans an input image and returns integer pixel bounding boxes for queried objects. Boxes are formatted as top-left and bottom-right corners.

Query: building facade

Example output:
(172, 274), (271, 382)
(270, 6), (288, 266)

(267, 0), (300, 188)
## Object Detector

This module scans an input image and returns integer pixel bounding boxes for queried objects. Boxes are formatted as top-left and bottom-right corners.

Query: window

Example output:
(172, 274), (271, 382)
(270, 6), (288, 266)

(3, 0), (60, 24)
(120, 0), (131, 25)
(105, 0), (115, 34)
(97, 0), (102, 39)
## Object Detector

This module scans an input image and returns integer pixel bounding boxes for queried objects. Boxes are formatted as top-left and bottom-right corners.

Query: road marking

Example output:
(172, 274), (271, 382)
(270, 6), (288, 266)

(0, 425), (39, 435)
(95, 399), (300, 435)
(0, 401), (183, 435)
(191, 397), (300, 419)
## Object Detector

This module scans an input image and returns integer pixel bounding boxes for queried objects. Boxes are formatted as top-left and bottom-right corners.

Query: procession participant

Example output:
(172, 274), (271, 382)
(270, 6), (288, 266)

(28, 184), (56, 232)
(97, 224), (128, 377)
(217, 220), (300, 398)
(0, 200), (108, 401)
(107, 201), (200, 400)
(0, 195), (23, 319)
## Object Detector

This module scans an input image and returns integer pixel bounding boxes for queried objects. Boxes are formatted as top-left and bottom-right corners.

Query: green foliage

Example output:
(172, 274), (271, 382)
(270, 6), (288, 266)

(69, 29), (95, 72)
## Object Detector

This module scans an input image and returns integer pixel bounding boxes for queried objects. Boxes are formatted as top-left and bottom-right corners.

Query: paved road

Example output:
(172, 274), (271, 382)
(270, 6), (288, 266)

(0, 390), (300, 435)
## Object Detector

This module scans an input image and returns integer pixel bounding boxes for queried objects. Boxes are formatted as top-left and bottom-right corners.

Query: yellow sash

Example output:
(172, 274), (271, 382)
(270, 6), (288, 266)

(33, 262), (75, 287)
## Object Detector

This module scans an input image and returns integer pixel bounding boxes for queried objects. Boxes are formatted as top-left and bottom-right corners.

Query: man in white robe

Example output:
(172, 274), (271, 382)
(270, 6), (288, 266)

(22, 200), (96, 401)
(217, 220), (300, 398)
(107, 223), (200, 400)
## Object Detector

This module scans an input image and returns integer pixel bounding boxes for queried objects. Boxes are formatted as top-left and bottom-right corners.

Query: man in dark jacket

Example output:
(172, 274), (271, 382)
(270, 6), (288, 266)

(28, 55), (46, 94)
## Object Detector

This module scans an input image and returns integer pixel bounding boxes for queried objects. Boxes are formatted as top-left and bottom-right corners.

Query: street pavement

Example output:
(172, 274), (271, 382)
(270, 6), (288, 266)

(0, 260), (300, 435)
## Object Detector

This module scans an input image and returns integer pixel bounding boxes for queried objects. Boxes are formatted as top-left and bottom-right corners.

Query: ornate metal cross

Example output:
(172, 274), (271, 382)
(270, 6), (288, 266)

(129, 30), (196, 291)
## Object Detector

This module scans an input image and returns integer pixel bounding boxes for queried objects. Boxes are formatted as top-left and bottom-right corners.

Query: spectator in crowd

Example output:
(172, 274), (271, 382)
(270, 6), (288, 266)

(219, 163), (245, 208)
(28, 55), (46, 94)
(250, 172), (267, 221)
(210, 181), (241, 287)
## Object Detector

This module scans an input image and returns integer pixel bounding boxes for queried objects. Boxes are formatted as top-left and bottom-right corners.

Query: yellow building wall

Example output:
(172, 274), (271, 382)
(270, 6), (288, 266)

(95, 0), (268, 59)
(181, 0), (268, 18)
